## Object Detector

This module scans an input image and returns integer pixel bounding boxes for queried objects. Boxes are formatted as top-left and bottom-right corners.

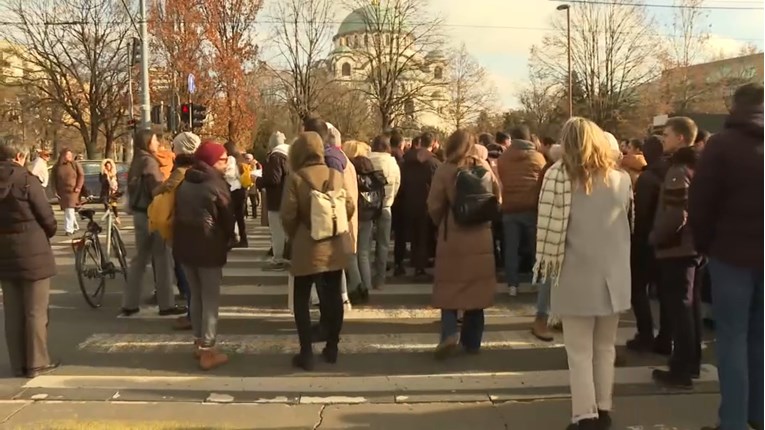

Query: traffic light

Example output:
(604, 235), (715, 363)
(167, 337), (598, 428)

(191, 104), (207, 128)
(129, 37), (141, 67)
(180, 103), (191, 127)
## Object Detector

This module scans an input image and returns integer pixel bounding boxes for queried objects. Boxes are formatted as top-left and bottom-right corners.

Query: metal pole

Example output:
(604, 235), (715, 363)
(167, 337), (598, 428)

(566, 8), (573, 118)
(126, 39), (135, 162)
(138, 0), (151, 129)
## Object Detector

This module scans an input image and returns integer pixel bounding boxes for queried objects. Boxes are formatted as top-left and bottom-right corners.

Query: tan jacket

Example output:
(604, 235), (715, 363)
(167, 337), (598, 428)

(427, 155), (501, 310)
(280, 137), (355, 277)
(496, 140), (546, 214)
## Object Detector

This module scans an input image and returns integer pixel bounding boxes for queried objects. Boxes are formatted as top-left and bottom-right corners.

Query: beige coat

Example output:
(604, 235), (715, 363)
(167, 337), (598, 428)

(280, 135), (355, 277)
(427, 155), (501, 310)
(552, 169), (632, 317)
(341, 153), (359, 254)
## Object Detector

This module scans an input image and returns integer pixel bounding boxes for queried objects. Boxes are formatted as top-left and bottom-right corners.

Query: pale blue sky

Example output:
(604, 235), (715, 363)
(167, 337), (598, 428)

(260, 0), (765, 108)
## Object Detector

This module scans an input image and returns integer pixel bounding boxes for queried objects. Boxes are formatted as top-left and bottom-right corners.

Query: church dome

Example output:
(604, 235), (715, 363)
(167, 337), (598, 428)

(336, 5), (404, 37)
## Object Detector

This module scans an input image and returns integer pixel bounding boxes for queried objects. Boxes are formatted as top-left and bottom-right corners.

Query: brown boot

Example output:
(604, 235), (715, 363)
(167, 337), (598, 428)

(531, 316), (554, 342)
(198, 348), (228, 370)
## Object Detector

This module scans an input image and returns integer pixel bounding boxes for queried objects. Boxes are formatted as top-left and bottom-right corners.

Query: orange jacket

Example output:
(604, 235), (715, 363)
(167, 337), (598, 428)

(155, 149), (176, 181)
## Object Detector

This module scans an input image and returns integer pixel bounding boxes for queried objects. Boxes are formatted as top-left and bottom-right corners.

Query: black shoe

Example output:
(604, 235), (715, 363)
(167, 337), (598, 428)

(348, 288), (369, 305)
(626, 335), (655, 353)
(393, 265), (405, 277)
(292, 353), (314, 371)
(598, 410), (612, 429)
(120, 308), (140, 317)
(321, 347), (338, 364)
(26, 361), (60, 378)
(232, 240), (248, 248)
(311, 323), (328, 343)
(159, 305), (188, 316)
(652, 339), (672, 356)
(413, 270), (432, 283)
(566, 418), (601, 430)
(652, 369), (693, 389)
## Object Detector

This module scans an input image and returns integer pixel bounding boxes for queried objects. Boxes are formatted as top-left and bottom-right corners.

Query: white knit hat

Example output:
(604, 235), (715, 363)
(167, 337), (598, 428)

(172, 132), (202, 155)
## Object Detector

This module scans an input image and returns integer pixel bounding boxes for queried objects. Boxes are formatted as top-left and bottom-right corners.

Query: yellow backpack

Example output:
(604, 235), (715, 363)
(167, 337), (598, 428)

(240, 163), (253, 188)
(148, 176), (183, 242)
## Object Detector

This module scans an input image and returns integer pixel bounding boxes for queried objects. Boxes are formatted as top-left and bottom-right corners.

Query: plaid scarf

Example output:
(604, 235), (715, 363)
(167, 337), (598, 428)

(533, 161), (572, 288)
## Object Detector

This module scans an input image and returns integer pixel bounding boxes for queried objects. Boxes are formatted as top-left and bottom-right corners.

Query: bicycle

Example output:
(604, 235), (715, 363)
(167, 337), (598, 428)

(72, 206), (128, 308)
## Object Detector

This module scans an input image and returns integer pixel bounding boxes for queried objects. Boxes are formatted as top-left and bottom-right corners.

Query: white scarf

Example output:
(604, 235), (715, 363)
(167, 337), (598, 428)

(532, 161), (572, 288)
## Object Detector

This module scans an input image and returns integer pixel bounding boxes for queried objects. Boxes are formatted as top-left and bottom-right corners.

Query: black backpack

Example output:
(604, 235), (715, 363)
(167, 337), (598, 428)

(357, 170), (387, 222)
(451, 164), (497, 227)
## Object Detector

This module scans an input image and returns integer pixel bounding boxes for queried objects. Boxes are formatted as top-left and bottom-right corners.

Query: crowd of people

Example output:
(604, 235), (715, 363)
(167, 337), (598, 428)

(0, 82), (760, 430)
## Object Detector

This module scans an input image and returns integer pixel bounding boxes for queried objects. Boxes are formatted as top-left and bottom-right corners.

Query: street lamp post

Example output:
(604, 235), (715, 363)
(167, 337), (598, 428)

(557, 4), (573, 118)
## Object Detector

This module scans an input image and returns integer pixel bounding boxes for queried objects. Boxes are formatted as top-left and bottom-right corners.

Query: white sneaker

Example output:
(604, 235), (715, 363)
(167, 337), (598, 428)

(508, 286), (518, 297)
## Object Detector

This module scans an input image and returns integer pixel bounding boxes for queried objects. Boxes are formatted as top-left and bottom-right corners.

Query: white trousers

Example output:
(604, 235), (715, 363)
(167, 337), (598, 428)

(287, 272), (349, 313)
(561, 314), (620, 423)
(63, 208), (79, 234)
(267, 211), (287, 264)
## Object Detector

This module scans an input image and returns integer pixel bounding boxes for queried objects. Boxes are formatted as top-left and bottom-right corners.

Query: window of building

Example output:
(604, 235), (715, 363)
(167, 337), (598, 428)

(434, 66), (443, 80)
(364, 34), (369, 46)
(341, 62), (351, 77)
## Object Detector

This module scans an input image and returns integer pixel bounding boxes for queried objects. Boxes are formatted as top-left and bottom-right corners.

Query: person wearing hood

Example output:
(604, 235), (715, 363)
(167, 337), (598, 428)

(260, 131), (290, 270)
(172, 141), (234, 370)
(496, 125), (548, 336)
(123, 129), (187, 317)
(620, 139), (647, 187)
(369, 134), (401, 291)
(280, 132), (354, 371)
(156, 131), (202, 331)
(690, 83), (764, 430)
(649, 116), (702, 389)
(400, 132), (441, 281)
(626, 135), (671, 355)
(0, 139), (59, 378)
(52, 148), (84, 235)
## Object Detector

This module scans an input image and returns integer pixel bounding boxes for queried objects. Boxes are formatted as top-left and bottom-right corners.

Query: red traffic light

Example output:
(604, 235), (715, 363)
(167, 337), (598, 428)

(181, 104), (190, 114)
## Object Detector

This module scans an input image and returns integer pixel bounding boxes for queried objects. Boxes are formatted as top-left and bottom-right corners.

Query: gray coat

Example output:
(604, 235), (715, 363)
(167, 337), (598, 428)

(551, 169), (632, 317)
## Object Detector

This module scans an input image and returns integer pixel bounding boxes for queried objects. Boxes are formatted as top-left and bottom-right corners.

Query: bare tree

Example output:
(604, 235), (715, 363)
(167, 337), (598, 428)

(343, 0), (446, 129)
(658, 0), (712, 114)
(530, 0), (659, 130)
(518, 73), (563, 137)
(2, 0), (132, 158)
(444, 43), (497, 130)
(270, 0), (335, 122)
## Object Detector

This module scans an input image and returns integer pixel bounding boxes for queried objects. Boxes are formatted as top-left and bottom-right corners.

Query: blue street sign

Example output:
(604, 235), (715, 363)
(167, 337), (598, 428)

(187, 73), (196, 94)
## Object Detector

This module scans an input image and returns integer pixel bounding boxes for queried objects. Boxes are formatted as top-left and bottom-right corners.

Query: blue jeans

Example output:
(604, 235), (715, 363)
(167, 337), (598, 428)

(536, 281), (550, 318)
(440, 309), (485, 352)
(175, 263), (190, 317)
(347, 220), (374, 293)
(373, 208), (392, 288)
(708, 258), (763, 430)
(502, 211), (537, 287)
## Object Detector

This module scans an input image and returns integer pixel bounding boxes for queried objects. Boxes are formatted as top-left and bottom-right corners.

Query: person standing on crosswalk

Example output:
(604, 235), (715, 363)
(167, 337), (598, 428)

(0, 138), (59, 378)
(280, 132), (355, 371)
(427, 130), (500, 359)
(368, 134), (401, 291)
(52, 148), (84, 236)
(123, 130), (186, 317)
(172, 141), (234, 370)
(260, 131), (290, 270)
(535, 117), (632, 430)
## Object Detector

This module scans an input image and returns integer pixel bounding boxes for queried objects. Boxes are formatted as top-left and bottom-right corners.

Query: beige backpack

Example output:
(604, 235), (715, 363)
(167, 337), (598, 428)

(299, 169), (348, 241)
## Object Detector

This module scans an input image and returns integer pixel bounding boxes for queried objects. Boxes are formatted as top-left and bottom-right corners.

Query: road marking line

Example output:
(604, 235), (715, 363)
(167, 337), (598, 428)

(77, 327), (645, 353)
(23, 365), (718, 392)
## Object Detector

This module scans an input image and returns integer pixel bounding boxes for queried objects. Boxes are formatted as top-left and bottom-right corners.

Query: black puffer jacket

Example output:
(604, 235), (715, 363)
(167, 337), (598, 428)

(172, 161), (234, 267)
(0, 161), (57, 281)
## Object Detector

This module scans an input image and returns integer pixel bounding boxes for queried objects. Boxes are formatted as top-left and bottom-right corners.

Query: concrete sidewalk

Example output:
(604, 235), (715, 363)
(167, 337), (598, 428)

(0, 394), (719, 430)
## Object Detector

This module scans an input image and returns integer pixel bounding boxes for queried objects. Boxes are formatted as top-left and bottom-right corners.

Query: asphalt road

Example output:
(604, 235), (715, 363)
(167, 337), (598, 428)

(0, 209), (722, 429)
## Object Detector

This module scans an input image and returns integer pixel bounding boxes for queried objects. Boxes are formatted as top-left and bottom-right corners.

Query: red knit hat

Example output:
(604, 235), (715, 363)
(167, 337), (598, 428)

(195, 141), (226, 167)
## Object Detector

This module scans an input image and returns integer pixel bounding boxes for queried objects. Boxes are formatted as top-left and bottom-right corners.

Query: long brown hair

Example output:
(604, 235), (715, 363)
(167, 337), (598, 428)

(559, 117), (615, 194)
(445, 130), (477, 166)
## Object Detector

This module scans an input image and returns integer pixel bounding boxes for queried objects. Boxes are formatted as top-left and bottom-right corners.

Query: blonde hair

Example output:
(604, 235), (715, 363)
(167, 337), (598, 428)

(341, 140), (370, 159)
(559, 117), (615, 194)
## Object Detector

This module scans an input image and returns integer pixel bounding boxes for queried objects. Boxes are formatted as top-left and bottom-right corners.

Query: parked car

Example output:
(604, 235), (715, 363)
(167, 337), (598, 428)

(46, 160), (128, 205)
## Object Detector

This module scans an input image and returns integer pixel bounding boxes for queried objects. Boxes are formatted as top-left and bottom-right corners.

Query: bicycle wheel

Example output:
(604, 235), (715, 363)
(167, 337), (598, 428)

(111, 226), (128, 280)
(75, 236), (107, 308)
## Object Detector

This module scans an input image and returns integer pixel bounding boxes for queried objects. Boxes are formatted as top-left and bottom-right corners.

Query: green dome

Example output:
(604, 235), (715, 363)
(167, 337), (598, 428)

(336, 6), (402, 37)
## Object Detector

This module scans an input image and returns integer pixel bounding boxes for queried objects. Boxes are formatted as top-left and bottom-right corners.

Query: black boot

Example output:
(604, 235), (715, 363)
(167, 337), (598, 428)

(292, 352), (314, 371)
